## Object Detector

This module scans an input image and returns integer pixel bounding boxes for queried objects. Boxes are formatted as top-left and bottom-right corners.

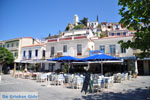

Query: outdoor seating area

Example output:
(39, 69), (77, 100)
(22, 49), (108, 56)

(13, 70), (136, 93)
(12, 54), (139, 93)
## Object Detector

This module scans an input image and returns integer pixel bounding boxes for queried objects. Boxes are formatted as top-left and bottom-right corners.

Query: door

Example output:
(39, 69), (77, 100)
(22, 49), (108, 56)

(137, 61), (144, 75)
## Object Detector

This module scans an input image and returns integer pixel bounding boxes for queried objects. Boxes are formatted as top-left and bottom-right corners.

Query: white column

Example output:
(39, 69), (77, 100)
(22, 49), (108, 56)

(135, 60), (138, 74)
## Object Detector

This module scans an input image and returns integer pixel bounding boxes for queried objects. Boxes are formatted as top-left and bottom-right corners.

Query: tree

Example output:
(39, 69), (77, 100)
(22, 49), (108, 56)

(65, 26), (70, 31)
(73, 24), (85, 29)
(0, 47), (14, 73)
(80, 17), (88, 26)
(118, 0), (150, 58)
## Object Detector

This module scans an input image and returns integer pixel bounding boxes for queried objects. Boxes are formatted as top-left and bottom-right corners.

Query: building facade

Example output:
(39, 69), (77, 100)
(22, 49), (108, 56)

(1, 37), (34, 62)
(21, 43), (46, 60)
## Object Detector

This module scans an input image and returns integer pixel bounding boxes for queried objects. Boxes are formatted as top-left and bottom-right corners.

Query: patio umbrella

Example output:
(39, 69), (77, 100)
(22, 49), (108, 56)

(80, 54), (120, 74)
(48, 56), (79, 73)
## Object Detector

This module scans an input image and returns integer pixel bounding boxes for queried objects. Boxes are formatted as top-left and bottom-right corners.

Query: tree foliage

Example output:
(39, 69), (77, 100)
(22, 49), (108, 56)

(74, 24), (85, 29)
(80, 17), (88, 26)
(65, 26), (70, 31)
(0, 47), (14, 66)
(118, 0), (150, 58)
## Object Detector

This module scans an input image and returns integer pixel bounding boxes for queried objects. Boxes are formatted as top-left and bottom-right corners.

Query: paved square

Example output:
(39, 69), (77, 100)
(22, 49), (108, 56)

(0, 75), (150, 100)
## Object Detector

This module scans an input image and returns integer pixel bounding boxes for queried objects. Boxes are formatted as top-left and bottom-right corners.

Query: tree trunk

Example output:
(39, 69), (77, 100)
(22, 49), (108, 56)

(0, 64), (2, 75)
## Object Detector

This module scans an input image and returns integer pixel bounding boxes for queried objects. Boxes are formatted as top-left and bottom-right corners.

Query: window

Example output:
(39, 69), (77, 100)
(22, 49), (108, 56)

(28, 50), (32, 59)
(35, 49), (38, 57)
(123, 32), (126, 36)
(116, 25), (119, 30)
(120, 45), (126, 53)
(0, 45), (2, 47)
(43, 50), (45, 57)
(99, 45), (105, 53)
(77, 44), (82, 56)
(7, 44), (9, 48)
(23, 51), (26, 58)
(91, 23), (94, 27)
(14, 52), (18, 57)
(109, 45), (116, 55)
(49, 63), (55, 72)
(50, 47), (55, 57)
(63, 45), (67, 53)
(16, 42), (19, 47)
(11, 43), (14, 47)
(111, 33), (114, 36)
(117, 33), (120, 36)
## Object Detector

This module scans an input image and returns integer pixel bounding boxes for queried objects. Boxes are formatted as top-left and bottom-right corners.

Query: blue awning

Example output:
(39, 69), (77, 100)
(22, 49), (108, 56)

(80, 54), (120, 61)
(48, 56), (79, 62)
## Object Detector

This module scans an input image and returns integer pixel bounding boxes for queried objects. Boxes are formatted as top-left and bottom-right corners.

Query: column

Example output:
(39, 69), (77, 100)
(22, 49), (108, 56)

(12, 63), (16, 77)
(135, 60), (138, 74)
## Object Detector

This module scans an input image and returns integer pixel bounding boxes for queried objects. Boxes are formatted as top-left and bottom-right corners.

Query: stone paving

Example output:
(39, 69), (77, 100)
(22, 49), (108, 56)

(0, 75), (150, 100)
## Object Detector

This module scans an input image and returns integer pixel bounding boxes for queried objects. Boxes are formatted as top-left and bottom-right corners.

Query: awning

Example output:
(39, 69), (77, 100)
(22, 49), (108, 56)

(20, 59), (56, 63)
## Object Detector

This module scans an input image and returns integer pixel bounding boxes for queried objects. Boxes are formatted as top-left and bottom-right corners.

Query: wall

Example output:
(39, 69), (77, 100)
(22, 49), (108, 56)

(93, 36), (134, 57)
(17, 38), (34, 61)
(46, 38), (93, 59)
(21, 46), (45, 60)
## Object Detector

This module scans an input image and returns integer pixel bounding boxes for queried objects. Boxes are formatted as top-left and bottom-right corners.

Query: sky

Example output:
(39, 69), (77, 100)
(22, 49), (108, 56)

(0, 0), (121, 41)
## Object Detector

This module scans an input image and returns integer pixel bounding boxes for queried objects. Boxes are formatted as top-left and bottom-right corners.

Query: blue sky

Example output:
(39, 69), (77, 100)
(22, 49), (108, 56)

(0, 0), (121, 40)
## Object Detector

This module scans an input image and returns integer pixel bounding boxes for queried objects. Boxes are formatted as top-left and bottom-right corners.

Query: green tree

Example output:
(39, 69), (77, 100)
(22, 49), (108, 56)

(100, 34), (104, 38)
(118, 0), (150, 58)
(65, 26), (70, 31)
(63, 63), (69, 73)
(0, 47), (14, 73)
(74, 24), (85, 29)
(80, 17), (88, 26)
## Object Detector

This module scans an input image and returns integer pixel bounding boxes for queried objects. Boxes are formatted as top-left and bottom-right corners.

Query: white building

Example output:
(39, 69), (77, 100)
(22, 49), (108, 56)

(46, 35), (94, 59)
(93, 36), (134, 57)
(21, 43), (46, 60)
(45, 35), (94, 71)
(87, 21), (98, 28)
(62, 29), (94, 38)
(108, 30), (129, 37)
(101, 22), (125, 32)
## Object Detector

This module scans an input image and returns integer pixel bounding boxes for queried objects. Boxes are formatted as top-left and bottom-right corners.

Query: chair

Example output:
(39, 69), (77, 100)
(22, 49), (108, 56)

(73, 76), (84, 89)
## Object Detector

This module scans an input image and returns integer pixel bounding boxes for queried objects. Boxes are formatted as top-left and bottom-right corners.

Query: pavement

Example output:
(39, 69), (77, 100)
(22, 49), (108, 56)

(0, 75), (150, 100)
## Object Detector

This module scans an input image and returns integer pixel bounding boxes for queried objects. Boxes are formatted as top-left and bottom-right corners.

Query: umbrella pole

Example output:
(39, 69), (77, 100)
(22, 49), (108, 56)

(101, 60), (103, 75)
(68, 62), (70, 74)
(87, 62), (90, 71)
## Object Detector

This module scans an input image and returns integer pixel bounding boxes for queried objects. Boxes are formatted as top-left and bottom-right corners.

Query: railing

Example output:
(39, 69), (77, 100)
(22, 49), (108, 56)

(47, 35), (87, 43)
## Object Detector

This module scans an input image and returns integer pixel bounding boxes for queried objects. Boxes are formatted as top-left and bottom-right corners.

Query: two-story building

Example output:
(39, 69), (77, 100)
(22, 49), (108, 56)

(45, 35), (94, 72)
(2, 37), (34, 63)
(20, 43), (49, 72)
